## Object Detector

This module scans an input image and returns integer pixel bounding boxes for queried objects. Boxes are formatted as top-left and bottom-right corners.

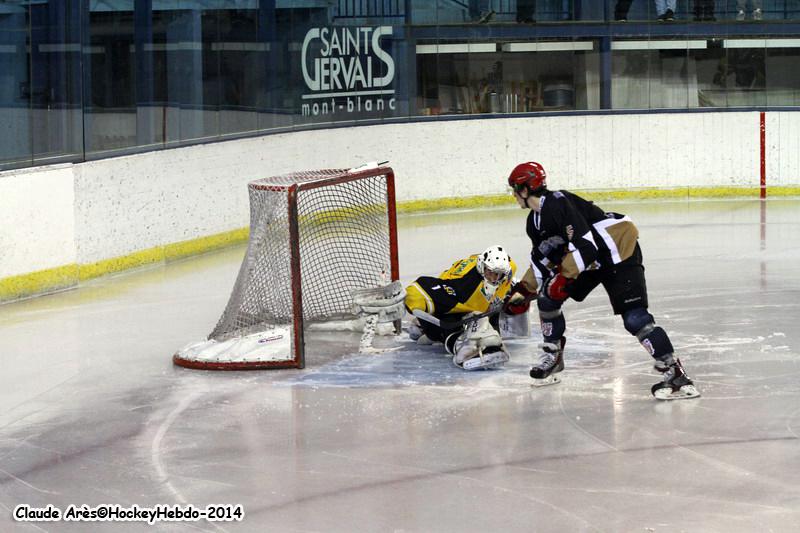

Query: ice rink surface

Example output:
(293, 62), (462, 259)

(2, 198), (800, 532)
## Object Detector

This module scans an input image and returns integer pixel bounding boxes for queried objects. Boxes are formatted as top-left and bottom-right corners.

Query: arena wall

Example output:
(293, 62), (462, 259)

(2, 111), (799, 301)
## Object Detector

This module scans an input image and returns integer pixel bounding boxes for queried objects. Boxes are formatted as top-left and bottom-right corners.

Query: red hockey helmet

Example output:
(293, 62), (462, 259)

(508, 162), (547, 194)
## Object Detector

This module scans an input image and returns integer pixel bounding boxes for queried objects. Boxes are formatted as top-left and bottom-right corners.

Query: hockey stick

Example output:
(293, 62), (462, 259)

(412, 308), (500, 331)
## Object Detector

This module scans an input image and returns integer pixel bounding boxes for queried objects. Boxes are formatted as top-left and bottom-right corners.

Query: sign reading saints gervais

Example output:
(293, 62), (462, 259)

(301, 26), (395, 117)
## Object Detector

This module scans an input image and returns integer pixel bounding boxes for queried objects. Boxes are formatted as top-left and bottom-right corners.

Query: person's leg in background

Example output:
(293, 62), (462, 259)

(469, 0), (492, 22)
(752, 0), (763, 20)
(737, 0), (762, 20)
(614, 0), (633, 21)
(694, 0), (715, 21)
(517, 0), (536, 23)
(655, 0), (667, 20)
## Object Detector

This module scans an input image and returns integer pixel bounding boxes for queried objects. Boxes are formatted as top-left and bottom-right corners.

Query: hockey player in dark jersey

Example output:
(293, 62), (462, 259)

(503, 162), (699, 400)
(405, 245), (518, 370)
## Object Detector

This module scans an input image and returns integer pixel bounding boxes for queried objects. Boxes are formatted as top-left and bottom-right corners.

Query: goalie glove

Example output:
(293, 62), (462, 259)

(503, 282), (536, 315)
(351, 281), (406, 323)
(542, 272), (572, 302)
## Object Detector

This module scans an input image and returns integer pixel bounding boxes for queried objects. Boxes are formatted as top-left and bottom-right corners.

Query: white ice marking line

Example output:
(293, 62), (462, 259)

(0, 372), (82, 431)
(0, 434), (40, 462)
(2, 434), (233, 494)
(322, 452), (601, 531)
(0, 466), (60, 495)
(512, 483), (791, 512)
(785, 406), (800, 440)
(641, 426), (800, 496)
(507, 465), (560, 475)
(557, 390), (619, 452)
(150, 393), (196, 504)
(149, 394), (233, 533)
(0, 500), (48, 532)
(545, 392), (798, 510)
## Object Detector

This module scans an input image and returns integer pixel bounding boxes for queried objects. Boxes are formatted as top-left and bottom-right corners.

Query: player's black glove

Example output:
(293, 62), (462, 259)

(502, 282), (536, 315)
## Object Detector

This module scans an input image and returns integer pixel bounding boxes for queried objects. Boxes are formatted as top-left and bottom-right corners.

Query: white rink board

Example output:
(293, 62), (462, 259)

(1, 110), (799, 283)
(0, 164), (75, 278)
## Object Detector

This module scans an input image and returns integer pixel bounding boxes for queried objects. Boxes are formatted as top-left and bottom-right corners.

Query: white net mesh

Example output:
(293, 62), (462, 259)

(184, 167), (396, 368)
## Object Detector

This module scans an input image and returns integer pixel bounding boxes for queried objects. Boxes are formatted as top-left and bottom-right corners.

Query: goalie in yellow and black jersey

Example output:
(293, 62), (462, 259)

(404, 245), (520, 370)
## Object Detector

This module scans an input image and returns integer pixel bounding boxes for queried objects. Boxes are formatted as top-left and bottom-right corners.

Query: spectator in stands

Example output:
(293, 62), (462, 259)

(517, 0), (536, 23)
(693, 0), (715, 21)
(616, 1), (677, 22)
(469, 0), (495, 23)
(614, 0), (633, 21)
(737, 0), (763, 20)
(713, 48), (766, 90)
(656, 0), (677, 21)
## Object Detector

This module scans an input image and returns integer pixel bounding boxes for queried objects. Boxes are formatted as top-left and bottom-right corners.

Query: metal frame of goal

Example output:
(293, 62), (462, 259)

(173, 165), (399, 370)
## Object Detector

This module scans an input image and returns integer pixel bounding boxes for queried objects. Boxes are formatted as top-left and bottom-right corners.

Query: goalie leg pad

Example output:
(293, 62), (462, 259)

(499, 311), (530, 338)
(461, 345), (510, 370)
(449, 317), (509, 370)
(409, 319), (434, 345)
(448, 317), (498, 361)
(407, 318), (424, 341)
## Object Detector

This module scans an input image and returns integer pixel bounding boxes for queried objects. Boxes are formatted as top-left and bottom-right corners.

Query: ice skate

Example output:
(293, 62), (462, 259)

(651, 358), (700, 400)
(530, 337), (565, 386)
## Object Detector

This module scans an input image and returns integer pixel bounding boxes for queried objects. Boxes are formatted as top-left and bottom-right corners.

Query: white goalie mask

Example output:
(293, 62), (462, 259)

(476, 245), (511, 297)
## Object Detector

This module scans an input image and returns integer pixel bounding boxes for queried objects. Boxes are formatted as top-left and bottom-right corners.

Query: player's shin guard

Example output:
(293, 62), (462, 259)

(537, 297), (565, 342)
(635, 325), (674, 360)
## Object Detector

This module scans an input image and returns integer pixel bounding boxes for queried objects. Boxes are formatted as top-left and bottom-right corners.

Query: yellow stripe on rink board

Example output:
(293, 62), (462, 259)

(398, 195), (512, 213)
(78, 228), (251, 281)
(163, 228), (249, 262)
(0, 264), (80, 302)
(1, 228), (250, 303)
(78, 245), (166, 282)
(396, 186), (800, 212)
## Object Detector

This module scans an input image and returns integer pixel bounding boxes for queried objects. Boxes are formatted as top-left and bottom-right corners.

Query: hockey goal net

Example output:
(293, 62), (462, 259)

(173, 165), (399, 370)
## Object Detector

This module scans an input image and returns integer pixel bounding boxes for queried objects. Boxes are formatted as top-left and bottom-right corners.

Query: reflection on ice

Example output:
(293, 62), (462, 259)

(1, 198), (800, 532)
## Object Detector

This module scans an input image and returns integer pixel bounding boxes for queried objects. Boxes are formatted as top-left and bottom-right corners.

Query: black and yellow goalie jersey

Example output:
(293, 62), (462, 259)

(405, 254), (518, 317)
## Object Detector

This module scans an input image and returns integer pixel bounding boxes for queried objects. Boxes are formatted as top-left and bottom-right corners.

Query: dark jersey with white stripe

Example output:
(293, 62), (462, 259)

(525, 190), (639, 283)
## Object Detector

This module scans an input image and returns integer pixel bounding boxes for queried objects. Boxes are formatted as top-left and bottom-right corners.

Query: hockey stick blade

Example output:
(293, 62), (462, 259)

(412, 309), (500, 330)
(411, 309), (440, 327)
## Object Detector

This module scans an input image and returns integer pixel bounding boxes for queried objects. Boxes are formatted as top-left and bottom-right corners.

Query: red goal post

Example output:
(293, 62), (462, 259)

(173, 164), (399, 370)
